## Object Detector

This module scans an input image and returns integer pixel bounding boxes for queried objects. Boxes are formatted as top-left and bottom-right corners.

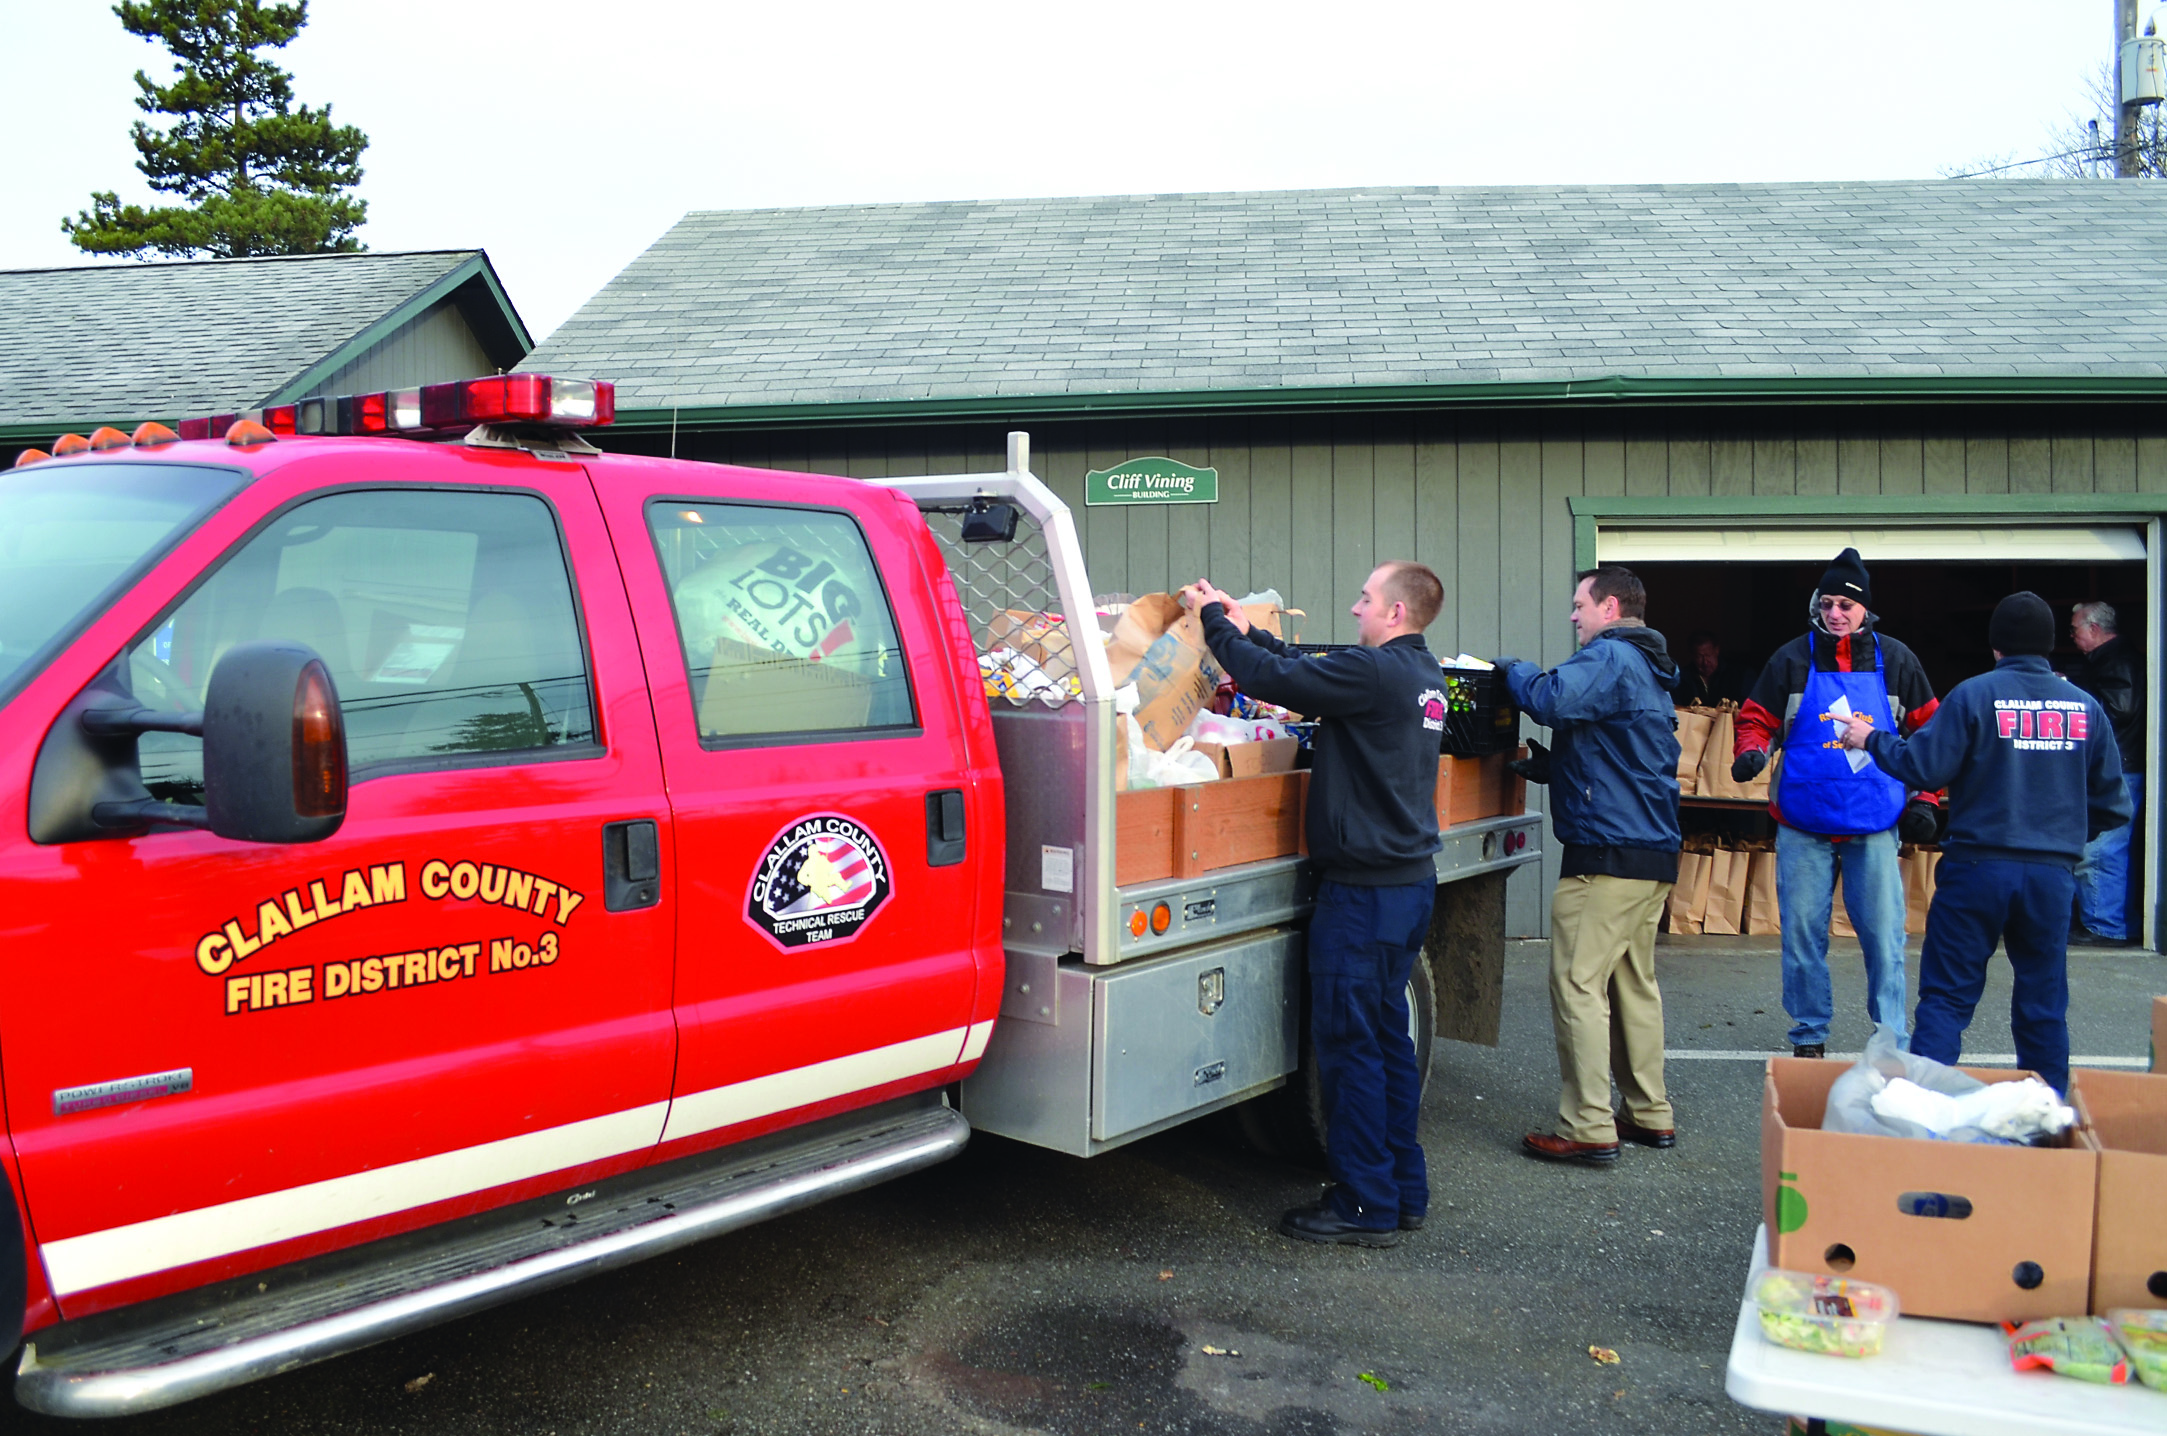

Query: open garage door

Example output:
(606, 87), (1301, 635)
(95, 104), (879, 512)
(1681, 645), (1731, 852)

(1596, 518), (2160, 950)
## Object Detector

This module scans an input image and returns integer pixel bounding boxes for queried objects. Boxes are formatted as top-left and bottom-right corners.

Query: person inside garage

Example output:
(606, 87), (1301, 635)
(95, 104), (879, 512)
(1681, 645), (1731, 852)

(2066, 601), (2144, 945)
(1839, 592), (2131, 1094)
(1184, 563), (1446, 1247)
(1730, 547), (1940, 1059)
(1495, 565), (1682, 1166)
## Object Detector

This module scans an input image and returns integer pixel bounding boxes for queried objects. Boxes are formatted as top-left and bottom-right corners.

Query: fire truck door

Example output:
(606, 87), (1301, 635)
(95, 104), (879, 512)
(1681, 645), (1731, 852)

(3, 466), (676, 1314)
(609, 485), (983, 1155)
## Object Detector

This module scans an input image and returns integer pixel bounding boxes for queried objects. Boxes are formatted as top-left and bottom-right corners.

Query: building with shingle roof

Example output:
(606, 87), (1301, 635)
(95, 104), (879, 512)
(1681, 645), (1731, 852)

(2, 249), (528, 450)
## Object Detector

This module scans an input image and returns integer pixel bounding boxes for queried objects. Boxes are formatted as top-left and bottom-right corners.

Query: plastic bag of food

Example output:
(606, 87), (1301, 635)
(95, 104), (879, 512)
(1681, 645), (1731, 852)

(1752, 1269), (1897, 1358)
(1822, 1026), (2072, 1144)
(2005, 1317), (2130, 1384)
(2106, 1309), (2167, 1391)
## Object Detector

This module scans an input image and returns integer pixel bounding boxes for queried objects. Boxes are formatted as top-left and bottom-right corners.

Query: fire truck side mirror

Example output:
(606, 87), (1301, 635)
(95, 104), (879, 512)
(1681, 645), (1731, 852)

(202, 643), (349, 844)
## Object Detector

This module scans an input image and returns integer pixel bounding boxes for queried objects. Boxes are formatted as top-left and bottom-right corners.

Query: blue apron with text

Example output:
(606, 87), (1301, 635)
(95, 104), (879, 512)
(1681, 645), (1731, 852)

(1776, 636), (1906, 836)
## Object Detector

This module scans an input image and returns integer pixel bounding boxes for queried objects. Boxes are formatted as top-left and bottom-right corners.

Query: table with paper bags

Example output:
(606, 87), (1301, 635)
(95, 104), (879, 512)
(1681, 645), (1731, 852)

(1667, 834), (1943, 938)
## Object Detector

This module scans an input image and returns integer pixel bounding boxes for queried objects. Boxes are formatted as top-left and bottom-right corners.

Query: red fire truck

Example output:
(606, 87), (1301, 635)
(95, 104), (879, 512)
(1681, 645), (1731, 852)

(0, 381), (1538, 1416)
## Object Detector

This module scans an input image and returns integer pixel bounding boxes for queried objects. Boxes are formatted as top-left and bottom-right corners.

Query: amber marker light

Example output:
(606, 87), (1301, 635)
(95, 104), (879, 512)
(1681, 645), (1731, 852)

(291, 660), (347, 818)
(226, 419), (277, 448)
(1129, 910), (1148, 938)
(1150, 902), (1172, 935)
(131, 422), (179, 448)
(89, 426), (132, 451)
(51, 434), (90, 457)
(13, 449), (50, 467)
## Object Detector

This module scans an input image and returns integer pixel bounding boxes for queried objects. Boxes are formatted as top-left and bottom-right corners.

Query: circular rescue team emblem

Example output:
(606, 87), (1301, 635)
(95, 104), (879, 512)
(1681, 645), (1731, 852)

(746, 815), (893, 950)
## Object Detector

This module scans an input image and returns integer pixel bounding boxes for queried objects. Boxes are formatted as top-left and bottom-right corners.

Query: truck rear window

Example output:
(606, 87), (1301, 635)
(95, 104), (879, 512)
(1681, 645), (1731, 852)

(0, 461), (243, 715)
(131, 487), (597, 800)
(647, 502), (915, 743)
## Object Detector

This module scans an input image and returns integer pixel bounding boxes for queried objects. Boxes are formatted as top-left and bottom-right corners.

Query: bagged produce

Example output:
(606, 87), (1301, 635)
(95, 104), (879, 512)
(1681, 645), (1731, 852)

(1753, 1269), (1897, 1358)
(1823, 1027), (2075, 1144)
(2106, 1308), (2167, 1391)
(2005, 1317), (2131, 1384)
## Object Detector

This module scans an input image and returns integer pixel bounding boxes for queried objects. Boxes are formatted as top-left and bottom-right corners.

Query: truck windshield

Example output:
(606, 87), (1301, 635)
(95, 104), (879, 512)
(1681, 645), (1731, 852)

(0, 461), (243, 714)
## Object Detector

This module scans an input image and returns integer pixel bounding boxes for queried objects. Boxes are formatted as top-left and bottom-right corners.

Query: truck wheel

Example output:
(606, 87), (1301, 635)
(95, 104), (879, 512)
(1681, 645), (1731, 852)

(1230, 948), (1437, 1167)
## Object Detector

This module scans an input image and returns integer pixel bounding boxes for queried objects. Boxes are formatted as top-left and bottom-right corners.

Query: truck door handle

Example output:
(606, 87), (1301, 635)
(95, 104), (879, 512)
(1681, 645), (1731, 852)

(926, 790), (966, 867)
(603, 819), (661, 911)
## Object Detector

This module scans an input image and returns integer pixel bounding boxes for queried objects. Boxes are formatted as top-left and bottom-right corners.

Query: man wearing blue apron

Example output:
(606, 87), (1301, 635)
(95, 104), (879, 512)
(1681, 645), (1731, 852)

(1731, 549), (1941, 1058)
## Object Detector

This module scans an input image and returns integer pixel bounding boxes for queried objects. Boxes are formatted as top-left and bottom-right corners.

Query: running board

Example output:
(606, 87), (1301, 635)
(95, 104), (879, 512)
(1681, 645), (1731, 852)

(17, 1097), (968, 1418)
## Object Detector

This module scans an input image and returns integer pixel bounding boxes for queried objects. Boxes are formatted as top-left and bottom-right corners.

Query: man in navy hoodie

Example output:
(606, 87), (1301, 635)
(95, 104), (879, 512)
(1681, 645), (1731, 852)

(1496, 566), (1683, 1165)
(1839, 592), (2131, 1095)
(1187, 563), (1446, 1247)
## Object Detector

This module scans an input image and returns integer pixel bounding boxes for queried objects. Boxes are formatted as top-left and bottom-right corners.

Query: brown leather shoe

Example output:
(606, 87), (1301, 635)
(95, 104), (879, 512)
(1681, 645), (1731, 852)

(1521, 1132), (1619, 1165)
(1616, 1117), (1676, 1149)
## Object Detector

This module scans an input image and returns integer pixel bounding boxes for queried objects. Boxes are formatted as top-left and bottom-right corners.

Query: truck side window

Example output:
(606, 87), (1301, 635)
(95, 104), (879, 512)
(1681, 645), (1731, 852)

(646, 503), (915, 742)
(132, 489), (597, 802)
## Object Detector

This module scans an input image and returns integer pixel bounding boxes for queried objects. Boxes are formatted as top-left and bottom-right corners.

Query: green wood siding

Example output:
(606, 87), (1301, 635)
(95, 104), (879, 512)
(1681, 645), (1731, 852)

(303, 300), (496, 401)
(644, 407), (2167, 936)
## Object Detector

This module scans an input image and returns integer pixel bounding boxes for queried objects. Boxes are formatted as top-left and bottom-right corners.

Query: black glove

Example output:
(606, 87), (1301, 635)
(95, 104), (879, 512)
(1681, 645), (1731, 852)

(1731, 749), (1768, 785)
(1508, 738), (1551, 785)
(1898, 798), (1938, 846)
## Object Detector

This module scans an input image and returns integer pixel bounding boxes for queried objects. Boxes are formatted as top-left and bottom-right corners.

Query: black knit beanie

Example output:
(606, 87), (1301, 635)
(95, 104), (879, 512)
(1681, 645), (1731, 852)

(1989, 591), (2055, 657)
(1817, 548), (1872, 609)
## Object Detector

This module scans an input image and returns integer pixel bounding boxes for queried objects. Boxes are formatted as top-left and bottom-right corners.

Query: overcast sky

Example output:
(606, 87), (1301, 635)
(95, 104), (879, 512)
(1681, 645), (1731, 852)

(1, 2), (2117, 342)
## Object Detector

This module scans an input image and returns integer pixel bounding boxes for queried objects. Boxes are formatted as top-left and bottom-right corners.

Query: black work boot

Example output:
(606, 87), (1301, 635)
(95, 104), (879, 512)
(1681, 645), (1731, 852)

(1792, 1043), (1826, 1059)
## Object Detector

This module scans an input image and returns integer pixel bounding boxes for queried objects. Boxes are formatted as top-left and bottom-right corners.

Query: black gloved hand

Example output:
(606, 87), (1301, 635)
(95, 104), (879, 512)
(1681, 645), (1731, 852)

(1898, 798), (1938, 846)
(1731, 749), (1768, 785)
(1508, 738), (1551, 786)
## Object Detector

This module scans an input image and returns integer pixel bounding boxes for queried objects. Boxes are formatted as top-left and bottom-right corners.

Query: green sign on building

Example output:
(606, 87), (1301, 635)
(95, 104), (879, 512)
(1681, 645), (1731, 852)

(1084, 457), (1219, 506)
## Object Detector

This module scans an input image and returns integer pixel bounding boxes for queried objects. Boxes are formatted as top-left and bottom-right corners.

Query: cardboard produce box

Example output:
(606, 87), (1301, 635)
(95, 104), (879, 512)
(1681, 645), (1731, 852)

(1761, 1056), (2096, 1323)
(1188, 736), (1300, 780)
(2070, 1067), (2167, 1313)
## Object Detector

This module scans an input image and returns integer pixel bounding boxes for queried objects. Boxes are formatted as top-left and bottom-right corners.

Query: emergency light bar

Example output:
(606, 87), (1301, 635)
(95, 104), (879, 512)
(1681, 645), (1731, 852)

(173, 375), (615, 441)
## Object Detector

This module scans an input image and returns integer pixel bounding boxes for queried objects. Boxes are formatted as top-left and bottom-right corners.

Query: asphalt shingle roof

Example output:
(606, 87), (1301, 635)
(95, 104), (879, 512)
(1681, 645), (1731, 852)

(523, 181), (2167, 412)
(1, 251), (484, 429)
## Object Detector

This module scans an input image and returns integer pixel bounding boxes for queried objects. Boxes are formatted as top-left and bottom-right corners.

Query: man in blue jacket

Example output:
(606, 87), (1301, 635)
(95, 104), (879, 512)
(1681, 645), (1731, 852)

(1496, 566), (1683, 1165)
(1186, 563), (1446, 1246)
(1839, 592), (2130, 1095)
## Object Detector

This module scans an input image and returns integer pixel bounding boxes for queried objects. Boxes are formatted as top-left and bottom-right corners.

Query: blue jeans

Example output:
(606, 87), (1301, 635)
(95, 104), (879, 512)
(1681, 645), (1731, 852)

(1307, 879), (1435, 1230)
(1914, 857), (2075, 1095)
(1775, 824), (1908, 1049)
(2074, 772), (2142, 940)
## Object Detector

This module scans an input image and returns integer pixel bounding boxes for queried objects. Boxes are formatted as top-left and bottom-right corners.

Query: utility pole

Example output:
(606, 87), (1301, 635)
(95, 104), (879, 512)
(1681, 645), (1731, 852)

(2118, 0), (2141, 176)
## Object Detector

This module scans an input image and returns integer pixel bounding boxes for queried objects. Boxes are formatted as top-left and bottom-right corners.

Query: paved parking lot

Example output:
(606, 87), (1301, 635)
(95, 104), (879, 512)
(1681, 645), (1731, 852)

(1, 935), (2157, 1436)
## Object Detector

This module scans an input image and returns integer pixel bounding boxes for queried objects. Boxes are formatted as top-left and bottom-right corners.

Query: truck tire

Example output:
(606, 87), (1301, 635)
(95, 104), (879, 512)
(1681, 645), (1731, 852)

(1230, 946), (1437, 1167)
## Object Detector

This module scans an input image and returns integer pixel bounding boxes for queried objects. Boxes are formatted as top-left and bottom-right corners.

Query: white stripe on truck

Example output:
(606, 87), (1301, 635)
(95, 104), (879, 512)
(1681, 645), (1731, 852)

(42, 1025), (979, 1297)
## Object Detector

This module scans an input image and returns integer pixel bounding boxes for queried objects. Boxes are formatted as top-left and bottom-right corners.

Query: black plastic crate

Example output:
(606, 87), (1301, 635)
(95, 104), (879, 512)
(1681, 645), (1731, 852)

(1287, 646), (1518, 756)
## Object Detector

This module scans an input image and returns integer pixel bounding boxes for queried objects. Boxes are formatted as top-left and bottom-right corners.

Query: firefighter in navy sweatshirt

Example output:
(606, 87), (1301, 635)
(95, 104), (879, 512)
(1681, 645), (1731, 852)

(1839, 592), (2131, 1094)
(1186, 564), (1445, 1249)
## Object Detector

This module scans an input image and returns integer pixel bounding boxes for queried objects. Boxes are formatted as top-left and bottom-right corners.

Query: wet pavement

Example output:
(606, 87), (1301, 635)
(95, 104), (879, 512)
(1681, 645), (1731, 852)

(1, 935), (2157, 1435)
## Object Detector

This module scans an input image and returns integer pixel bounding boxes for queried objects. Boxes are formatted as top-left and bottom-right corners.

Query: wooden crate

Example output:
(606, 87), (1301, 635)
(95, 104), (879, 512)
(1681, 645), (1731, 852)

(1114, 770), (1310, 884)
(1437, 747), (1527, 828)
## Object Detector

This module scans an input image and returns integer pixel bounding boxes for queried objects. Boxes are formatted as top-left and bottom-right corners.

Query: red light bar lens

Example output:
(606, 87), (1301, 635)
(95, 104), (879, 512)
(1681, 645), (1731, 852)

(460, 374), (551, 424)
(355, 392), (388, 434)
(263, 405), (297, 435)
(177, 418), (212, 441)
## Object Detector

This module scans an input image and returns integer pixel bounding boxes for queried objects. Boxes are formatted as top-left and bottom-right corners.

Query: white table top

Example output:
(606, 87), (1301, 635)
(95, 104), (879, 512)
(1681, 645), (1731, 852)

(1725, 1226), (2166, 1436)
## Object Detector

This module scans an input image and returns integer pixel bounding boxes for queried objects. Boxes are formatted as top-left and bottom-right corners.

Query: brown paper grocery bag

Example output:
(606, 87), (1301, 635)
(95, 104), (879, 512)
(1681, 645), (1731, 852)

(1674, 705), (1714, 797)
(1703, 846), (1747, 936)
(1696, 702), (1751, 800)
(1668, 846), (1714, 935)
(1903, 845), (1940, 936)
(1745, 848), (1781, 934)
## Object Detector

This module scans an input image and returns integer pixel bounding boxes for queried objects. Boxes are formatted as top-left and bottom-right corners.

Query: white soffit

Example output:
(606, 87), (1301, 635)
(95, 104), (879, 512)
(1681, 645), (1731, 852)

(1597, 526), (2146, 563)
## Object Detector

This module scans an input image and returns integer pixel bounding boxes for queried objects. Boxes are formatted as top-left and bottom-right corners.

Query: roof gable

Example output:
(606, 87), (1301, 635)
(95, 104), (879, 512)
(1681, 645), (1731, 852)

(522, 181), (2167, 421)
(0, 250), (530, 434)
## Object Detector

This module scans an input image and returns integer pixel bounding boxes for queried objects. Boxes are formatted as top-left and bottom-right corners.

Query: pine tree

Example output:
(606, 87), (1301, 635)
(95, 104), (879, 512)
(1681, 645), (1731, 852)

(63, 1), (368, 258)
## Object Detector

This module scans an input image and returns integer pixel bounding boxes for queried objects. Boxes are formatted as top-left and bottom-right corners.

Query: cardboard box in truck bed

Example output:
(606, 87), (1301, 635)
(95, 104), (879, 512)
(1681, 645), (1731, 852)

(1761, 1056), (2095, 1324)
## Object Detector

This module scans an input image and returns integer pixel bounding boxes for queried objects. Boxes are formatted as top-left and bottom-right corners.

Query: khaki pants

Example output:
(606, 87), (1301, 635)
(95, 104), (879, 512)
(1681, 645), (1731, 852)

(1549, 874), (1673, 1144)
